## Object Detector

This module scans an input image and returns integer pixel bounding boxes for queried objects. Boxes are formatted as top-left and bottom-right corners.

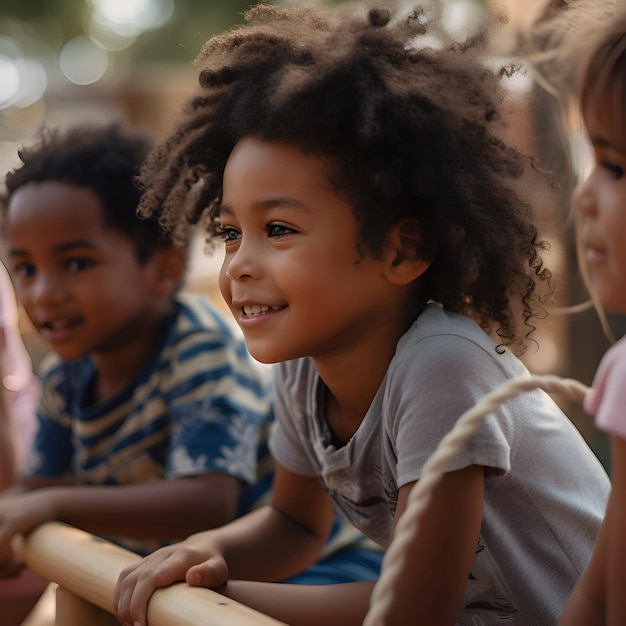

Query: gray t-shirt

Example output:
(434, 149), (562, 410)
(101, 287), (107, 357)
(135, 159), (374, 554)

(269, 303), (610, 624)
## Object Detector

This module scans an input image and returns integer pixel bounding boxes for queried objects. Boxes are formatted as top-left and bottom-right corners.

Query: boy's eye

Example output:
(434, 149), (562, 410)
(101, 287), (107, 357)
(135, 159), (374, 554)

(12, 262), (35, 278)
(267, 223), (294, 238)
(66, 258), (94, 272)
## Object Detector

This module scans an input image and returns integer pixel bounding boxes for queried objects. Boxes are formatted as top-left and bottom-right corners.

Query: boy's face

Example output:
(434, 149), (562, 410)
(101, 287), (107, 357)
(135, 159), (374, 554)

(6, 181), (166, 362)
(218, 136), (399, 365)
(576, 103), (626, 314)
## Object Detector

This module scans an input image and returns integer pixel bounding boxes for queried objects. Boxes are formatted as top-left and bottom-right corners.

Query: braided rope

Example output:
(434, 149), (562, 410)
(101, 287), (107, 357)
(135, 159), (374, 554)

(363, 374), (590, 626)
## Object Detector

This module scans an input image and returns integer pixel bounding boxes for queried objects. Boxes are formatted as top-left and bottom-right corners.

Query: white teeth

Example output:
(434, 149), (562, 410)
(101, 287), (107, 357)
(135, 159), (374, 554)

(243, 305), (280, 317)
(244, 305), (269, 317)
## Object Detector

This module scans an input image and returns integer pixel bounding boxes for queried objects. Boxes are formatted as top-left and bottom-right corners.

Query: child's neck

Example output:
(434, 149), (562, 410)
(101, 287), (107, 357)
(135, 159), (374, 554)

(317, 311), (416, 446)
(89, 309), (171, 404)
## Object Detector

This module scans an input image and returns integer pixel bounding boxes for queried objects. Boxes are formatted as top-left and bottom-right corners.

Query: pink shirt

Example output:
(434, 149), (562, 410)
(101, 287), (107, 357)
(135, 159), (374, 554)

(0, 262), (38, 457)
(584, 335), (626, 441)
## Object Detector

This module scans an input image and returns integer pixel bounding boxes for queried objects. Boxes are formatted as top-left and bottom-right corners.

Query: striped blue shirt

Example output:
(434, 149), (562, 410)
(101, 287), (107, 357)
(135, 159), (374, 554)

(23, 294), (273, 552)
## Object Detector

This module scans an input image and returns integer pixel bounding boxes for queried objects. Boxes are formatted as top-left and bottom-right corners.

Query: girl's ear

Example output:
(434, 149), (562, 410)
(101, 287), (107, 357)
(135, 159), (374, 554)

(383, 219), (432, 286)
(154, 247), (186, 295)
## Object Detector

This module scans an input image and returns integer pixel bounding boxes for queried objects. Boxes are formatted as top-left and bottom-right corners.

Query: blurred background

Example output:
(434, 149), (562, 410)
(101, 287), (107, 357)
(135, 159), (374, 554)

(0, 0), (619, 469)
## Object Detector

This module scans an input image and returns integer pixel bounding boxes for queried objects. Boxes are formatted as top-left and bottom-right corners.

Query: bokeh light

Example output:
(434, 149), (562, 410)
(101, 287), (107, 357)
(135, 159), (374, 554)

(9, 57), (47, 108)
(89, 0), (175, 39)
(0, 55), (19, 107)
(58, 36), (108, 85)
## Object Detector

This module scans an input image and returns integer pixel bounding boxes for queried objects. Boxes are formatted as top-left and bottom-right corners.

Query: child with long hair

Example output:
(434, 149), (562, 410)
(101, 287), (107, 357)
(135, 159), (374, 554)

(114, 3), (610, 625)
(557, 13), (626, 626)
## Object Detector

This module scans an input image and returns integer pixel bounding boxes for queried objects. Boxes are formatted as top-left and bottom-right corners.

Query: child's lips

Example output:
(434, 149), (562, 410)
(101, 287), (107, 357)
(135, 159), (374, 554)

(37, 316), (83, 342)
(583, 243), (607, 266)
(233, 302), (285, 327)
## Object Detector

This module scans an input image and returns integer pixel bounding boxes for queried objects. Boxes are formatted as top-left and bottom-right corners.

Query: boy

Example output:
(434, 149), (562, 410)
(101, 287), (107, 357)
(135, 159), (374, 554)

(0, 122), (274, 624)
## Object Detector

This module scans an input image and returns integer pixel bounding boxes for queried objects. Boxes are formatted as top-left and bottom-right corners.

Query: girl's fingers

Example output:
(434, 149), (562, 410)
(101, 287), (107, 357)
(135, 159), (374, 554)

(115, 548), (221, 626)
(185, 556), (228, 588)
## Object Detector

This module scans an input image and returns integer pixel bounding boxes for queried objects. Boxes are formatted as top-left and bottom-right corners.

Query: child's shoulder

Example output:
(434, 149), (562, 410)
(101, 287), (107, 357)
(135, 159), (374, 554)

(392, 303), (527, 381)
(409, 302), (495, 345)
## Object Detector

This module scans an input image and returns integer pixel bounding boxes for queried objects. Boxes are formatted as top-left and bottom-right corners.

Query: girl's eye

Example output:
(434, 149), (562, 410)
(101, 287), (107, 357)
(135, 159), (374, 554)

(219, 227), (241, 242)
(66, 258), (94, 272)
(602, 162), (625, 179)
(267, 223), (294, 238)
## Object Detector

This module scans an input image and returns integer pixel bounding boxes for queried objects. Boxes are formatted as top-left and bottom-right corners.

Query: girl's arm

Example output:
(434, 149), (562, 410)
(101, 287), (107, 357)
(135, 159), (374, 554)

(181, 465), (484, 626)
(212, 466), (484, 626)
(380, 464), (484, 626)
(606, 434), (626, 625)
(558, 479), (608, 625)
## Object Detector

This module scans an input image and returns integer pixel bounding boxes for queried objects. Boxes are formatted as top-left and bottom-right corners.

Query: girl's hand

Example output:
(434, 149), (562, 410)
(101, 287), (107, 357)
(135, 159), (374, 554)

(114, 531), (228, 626)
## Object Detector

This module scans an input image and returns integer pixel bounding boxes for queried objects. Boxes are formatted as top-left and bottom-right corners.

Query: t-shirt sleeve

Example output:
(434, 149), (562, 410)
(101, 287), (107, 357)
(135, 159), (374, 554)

(389, 334), (514, 488)
(165, 329), (274, 484)
(586, 336), (626, 440)
(268, 359), (320, 477)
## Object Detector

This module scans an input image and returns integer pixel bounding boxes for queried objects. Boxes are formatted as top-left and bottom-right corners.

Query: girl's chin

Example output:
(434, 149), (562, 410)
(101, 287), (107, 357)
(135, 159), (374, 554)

(243, 341), (297, 365)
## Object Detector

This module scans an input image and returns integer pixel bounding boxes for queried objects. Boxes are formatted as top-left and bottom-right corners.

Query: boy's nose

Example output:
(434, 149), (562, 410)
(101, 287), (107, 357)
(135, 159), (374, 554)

(29, 274), (67, 304)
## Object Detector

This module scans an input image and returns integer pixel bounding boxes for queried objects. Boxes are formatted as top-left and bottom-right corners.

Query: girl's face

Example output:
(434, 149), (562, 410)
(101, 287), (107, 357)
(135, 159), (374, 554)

(218, 136), (400, 364)
(6, 181), (168, 363)
(576, 101), (626, 313)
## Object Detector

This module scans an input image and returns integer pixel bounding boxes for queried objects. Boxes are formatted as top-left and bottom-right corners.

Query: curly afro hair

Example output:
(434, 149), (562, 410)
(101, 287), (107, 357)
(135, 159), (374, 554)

(136, 2), (553, 353)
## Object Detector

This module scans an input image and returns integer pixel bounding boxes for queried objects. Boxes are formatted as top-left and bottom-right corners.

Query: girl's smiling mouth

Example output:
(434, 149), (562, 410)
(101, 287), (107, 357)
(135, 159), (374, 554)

(583, 242), (608, 266)
(242, 304), (283, 318)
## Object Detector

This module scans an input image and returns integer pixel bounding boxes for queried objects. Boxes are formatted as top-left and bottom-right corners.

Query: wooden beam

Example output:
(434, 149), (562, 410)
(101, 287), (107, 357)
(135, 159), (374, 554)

(15, 521), (286, 626)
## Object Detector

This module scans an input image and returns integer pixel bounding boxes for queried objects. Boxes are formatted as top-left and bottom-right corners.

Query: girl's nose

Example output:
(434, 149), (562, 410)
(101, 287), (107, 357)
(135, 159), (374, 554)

(223, 242), (260, 282)
(574, 176), (597, 217)
(224, 264), (255, 281)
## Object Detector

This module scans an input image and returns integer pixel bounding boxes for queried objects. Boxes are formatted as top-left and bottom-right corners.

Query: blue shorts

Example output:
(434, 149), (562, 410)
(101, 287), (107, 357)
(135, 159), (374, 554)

(283, 546), (384, 585)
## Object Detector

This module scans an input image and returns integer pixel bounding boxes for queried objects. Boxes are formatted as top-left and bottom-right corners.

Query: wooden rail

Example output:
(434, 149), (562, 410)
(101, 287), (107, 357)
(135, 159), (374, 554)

(15, 521), (286, 626)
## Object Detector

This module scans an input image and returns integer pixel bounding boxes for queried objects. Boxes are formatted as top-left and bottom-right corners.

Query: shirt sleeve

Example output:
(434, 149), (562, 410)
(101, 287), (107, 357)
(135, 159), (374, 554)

(165, 328), (274, 484)
(389, 334), (514, 487)
(268, 358), (320, 477)
(585, 336), (626, 440)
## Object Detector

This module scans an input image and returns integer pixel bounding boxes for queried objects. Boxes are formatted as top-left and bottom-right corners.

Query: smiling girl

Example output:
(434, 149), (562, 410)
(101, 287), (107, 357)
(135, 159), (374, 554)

(558, 14), (626, 626)
(114, 4), (610, 625)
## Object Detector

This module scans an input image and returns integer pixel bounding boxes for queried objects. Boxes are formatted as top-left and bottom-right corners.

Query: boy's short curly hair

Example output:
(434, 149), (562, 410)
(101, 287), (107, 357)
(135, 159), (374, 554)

(137, 2), (553, 353)
(1, 122), (171, 262)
